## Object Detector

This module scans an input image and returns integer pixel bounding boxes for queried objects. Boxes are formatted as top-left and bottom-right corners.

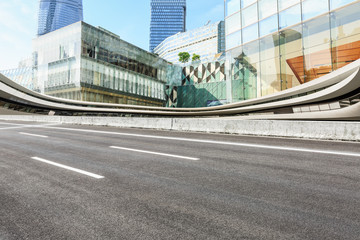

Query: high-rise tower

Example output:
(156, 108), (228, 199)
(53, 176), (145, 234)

(38, 0), (83, 36)
(150, 0), (186, 52)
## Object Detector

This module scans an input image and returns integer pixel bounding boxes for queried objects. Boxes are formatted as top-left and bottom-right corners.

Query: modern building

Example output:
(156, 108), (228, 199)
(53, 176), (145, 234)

(150, 0), (186, 52)
(225, 0), (360, 100)
(166, 0), (360, 108)
(38, 0), (83, 36)
(33, 21), (175, 106)
(154, 21), (225, 64)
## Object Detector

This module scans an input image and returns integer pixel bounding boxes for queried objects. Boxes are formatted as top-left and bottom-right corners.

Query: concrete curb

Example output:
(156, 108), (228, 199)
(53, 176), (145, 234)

(0, 115), (359, 142)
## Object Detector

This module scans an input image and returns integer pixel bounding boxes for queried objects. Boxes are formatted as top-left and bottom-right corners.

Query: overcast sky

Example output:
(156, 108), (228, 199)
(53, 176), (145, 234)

(0, 0), (224, 70)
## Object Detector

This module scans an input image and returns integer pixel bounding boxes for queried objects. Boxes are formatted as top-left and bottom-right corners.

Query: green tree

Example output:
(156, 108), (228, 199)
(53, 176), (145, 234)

(178, 52), (190, 63)
(192, 53), (201, 62)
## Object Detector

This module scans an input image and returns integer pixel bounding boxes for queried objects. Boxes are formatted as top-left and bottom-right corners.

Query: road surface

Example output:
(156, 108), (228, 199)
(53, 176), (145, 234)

(0, 120), (359, 239)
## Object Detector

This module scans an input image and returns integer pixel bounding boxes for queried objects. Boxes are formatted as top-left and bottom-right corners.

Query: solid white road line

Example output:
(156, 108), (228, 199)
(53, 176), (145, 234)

(110, 146), (200, 161)
(42, 126), (360, 158)
(19, 132), (48, 138)
(31, 157), (104, 179)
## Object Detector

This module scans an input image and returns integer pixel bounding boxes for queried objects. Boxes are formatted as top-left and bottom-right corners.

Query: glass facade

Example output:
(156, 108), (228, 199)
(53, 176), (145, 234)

(150, 0), (186, 52)
(225, 0), (360, 99)
(33, 22), (176, 106)
(166, 59), (227, 108)
(38, 0), (83, 36)
(154, 21), (225, 64)
(0, 68), (36, 91)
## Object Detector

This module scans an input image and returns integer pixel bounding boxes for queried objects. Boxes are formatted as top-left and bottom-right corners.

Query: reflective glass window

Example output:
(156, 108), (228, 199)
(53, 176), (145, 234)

(241, 40), (260, 99)
(243, 40), (260, 63)
(241, 0), (257, 8)
(303, 45), (332, 82)
(259, 15), (278, 37)
(303, 14), (331, 49)
(279, 24), (303, 54)
(243, 23), (259, 43)
(330, 2), (360, 40)
(279, 4), (301, 29)
(330, 0), (357, 10)
(242, 3), (258, 27)
(278, 0), (299, 11)
(303, 15), (332, 82)
(259, 0), (277, 20)
(226, 30), (242, 50)
(260, 34), (280, 61)
(279, 24), (304, 88)
(227, 0), (241, 16)
(226, 12), (241, 35)
(330, 2), (360, 70)
(302, 0), (329, 21)
(260, 57), (281, 96)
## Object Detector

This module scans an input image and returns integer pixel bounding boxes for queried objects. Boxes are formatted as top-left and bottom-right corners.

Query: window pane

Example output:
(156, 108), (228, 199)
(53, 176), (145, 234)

(226, 0), (241, 16)
(242, 3), (258, 27)
(303, 14), (331, 49)
(331, 2), (360, 70)
(243, 40), (260, 63)
(226, 12), (241, 35)
(279, 4), (301, 29)
(279, 24), (304, 86)
(259, 15), (278, 37)
(226, 30), (242, 50)
(303, 15), (332, 82)
(243, 23), (259, 43)
(241, 0), (257, 9)
(278, 0), (299, 11)
(331, 2), (360, 40)
(304, 44), (332, 82)
(330, 0), (357, 10)
(259, 0), (277, 20)
(240, 41), (259, 99)
(302, 0), (329, 21)
(260, 34), (280, 61)
(260, 57), (281, 96)
(279, 24), (303, 54)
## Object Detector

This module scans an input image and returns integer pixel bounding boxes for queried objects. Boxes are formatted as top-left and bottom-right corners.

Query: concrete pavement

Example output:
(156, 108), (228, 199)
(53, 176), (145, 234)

(0, 120), (359, 239)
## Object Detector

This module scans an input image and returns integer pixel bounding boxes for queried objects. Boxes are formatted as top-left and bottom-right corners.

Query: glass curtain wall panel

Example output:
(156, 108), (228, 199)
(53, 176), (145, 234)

(330, 0), (357, 10)
(278, 0), (299, 11)
(331, 2), (360, 71)
(303, 15), (332, 82)
(258, 0), (277, 20)
(279, 24), (304, 89)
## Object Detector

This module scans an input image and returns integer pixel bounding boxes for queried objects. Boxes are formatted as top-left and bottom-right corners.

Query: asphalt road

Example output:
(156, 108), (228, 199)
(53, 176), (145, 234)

(0, 120), (359, 240)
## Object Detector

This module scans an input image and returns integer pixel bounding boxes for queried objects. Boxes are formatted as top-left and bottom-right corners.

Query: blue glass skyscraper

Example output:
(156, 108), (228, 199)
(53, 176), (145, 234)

(38, 0), (83, 36)
(150, 0), (186, 52)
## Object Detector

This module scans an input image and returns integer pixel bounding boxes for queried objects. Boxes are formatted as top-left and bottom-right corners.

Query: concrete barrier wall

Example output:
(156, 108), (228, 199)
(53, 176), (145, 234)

(0, 115), (359, 142)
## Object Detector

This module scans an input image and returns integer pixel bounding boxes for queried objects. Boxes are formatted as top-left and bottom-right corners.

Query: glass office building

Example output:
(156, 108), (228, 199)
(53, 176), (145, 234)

(225, 0), (360, 99)
(154, 21), (225, 64)
(38, 0), (83, 36)
(33, 22), (173, 106)
(150, 0), (186, 52)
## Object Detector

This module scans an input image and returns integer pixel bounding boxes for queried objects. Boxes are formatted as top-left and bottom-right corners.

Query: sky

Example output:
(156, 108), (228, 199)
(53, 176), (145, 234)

(0, 0), (224, 71)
